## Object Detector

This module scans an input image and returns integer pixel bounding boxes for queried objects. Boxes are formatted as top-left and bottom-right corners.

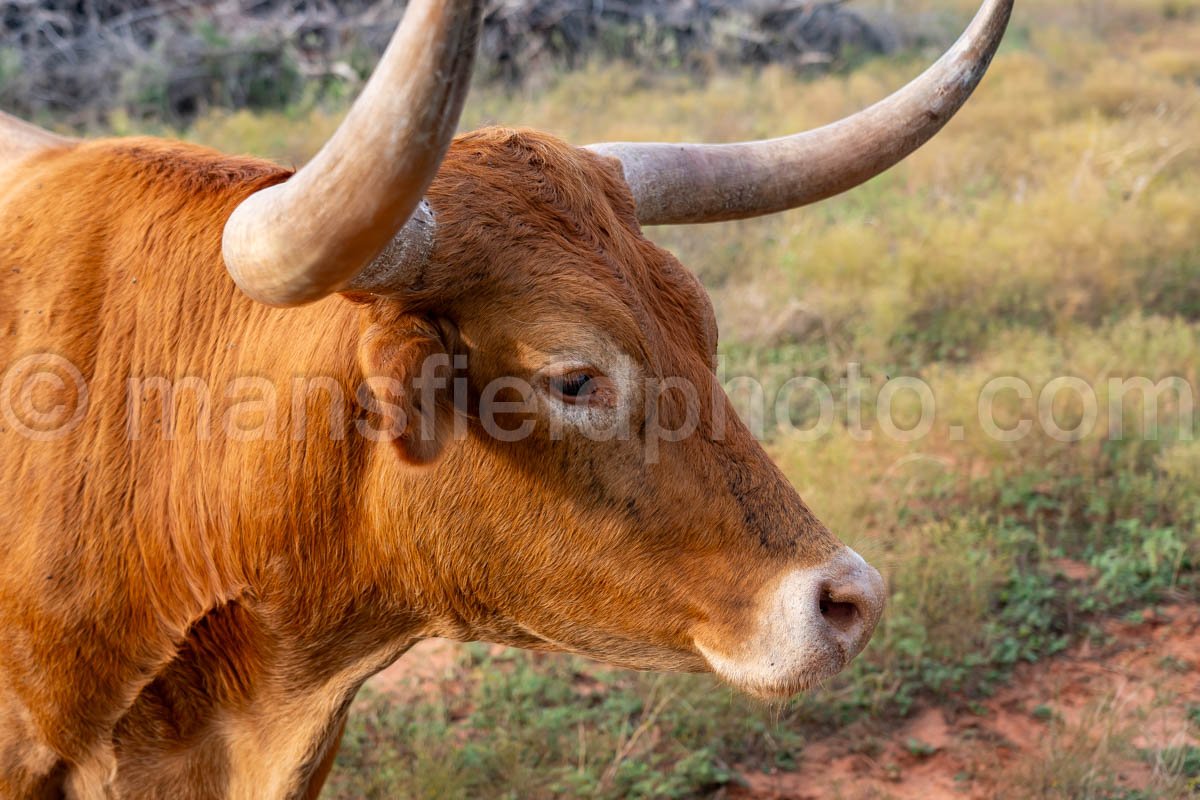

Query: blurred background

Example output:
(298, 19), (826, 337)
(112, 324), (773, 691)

(5, 1), (1199, 797)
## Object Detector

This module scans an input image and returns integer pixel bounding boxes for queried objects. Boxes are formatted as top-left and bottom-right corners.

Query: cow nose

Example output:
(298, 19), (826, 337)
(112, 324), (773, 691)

(815, 549), (885, 661)
(693, 546), (887, 698)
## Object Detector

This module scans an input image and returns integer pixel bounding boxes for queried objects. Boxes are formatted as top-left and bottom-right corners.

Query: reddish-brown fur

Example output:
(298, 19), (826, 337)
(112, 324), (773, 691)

(0, 128), (843, 797)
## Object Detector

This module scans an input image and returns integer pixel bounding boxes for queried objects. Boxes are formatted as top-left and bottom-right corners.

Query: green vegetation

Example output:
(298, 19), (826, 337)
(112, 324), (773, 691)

(86, 0), (1200, 796)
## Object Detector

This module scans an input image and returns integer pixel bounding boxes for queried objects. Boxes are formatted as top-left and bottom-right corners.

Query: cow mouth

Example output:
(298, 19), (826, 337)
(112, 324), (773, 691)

(694, 637), (849, 700)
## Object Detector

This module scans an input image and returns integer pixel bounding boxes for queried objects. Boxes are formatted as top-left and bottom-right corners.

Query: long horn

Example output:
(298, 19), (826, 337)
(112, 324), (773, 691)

(0, 111), (74, 161)
(588, 0), (1013, 226)
(222, 0), (485, 307)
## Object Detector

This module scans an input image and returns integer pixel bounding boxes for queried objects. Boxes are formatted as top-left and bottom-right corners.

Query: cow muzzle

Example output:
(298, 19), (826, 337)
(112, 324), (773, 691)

(695, 548), (885, 698)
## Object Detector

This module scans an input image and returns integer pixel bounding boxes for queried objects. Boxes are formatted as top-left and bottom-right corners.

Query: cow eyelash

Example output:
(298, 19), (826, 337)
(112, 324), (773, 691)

(548, 371), (596, 402)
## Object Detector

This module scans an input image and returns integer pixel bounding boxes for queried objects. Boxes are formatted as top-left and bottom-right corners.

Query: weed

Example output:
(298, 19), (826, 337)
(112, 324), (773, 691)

(1031, 705), (1055, 723)
(903, 738), (938, 758)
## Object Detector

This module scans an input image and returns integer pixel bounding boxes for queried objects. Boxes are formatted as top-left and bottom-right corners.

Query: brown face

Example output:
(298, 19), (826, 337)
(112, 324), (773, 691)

(364, 128), (885, 697)
(207, 0), (1007, 699)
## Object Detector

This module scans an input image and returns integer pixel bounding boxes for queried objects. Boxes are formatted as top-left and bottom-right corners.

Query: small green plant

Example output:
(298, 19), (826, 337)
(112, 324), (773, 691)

(1087, 523), (1189, 610)
(1143, 745), (1200, 787)
(1158, 655), (1191, 674)
(904, 738), (939, 758)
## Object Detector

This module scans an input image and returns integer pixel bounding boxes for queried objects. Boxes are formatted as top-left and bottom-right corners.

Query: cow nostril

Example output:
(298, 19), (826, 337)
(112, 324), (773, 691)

(819, 589), (860, 634)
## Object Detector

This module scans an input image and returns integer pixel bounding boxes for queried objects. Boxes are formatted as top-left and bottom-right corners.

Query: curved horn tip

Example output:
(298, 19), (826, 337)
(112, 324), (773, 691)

(590, 0), (1015, 226)
(222, 0), (483, 306)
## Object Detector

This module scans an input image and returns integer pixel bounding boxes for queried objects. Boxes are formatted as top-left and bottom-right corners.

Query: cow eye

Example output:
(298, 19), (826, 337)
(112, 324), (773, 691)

(546, 369), (615, 407)
(549, 371), (596, 401)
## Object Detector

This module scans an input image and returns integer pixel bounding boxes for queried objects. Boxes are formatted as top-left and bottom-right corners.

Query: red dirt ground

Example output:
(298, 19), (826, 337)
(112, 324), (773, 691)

(366, 603), (1200, 799)
(367, 638), (463, 700)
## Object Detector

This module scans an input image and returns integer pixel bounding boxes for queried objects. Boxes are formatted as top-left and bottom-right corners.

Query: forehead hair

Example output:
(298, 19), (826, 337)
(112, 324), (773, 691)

(421, 127), (718, 372)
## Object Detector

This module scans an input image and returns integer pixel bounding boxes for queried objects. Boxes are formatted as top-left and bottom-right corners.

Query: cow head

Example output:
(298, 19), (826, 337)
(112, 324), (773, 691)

(219, 0), (1013, 696)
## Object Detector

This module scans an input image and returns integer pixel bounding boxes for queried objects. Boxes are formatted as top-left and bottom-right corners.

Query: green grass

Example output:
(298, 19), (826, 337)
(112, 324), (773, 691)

(330, 663), (760, 799)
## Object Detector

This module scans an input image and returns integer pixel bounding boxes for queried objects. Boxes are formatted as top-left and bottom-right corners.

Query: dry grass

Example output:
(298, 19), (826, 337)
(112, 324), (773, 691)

(1013, 690), (1198, 799)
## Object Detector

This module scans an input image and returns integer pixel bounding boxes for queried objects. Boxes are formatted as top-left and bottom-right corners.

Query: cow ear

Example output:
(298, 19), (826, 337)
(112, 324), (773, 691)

(357, 313), (460, 466)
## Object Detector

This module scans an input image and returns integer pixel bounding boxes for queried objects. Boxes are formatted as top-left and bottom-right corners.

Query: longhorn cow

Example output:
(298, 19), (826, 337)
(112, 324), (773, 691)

(0, 0), (1012, 796)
